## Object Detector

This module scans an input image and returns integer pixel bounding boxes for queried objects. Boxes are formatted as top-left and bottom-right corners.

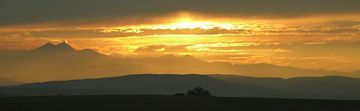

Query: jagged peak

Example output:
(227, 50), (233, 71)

(40, 42), (56, 48)
(31, 42), (56, 52)
(55, 42), (75, 50)
(56, 41), (69, 46)
(43, 42), (56, 47)
(31, 42), (76, 53)
(30, 42), (105, 57)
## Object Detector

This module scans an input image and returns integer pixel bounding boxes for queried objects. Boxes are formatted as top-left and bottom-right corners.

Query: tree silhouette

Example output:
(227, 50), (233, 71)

(186, 87), (212, 96)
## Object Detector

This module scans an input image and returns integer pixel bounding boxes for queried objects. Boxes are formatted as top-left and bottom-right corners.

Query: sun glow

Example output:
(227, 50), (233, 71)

(153, 16), (235, 30)
(155, 21), (234, 30)
(100, 13), (238, 33)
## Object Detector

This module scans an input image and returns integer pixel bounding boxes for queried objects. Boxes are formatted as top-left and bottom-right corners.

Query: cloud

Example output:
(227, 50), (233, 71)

(134, 45), (190, 54)
(1, 20), (359, 39)
(1, 0), (360, 26)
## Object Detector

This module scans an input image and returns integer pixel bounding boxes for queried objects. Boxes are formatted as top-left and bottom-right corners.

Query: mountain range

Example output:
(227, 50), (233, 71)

(2, 74), (360, 100)
(1, 42), (360, 99)
(0, 42), (352, 84)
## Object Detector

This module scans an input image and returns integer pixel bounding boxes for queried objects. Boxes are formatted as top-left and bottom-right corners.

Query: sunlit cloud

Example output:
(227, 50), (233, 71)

(1, 1), (360, 73)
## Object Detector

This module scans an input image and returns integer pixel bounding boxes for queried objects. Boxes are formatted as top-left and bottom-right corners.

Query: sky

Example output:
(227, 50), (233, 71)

(1, 0), (360, 72)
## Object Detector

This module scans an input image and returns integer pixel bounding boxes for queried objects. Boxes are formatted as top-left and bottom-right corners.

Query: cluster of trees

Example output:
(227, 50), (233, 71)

(175, 87), (212, 96)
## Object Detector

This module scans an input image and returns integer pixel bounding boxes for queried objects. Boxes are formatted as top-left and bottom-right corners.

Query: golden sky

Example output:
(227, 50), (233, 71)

(1, 0), (360, 72)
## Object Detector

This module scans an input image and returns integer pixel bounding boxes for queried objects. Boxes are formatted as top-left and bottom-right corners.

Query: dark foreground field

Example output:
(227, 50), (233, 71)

(0, 95), (359, 111)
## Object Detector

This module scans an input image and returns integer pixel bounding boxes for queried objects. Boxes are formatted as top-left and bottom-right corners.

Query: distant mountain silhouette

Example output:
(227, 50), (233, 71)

(30, 42), (104, 57)
(2, 74), (360, 100)
(31, 42), (76, 53)
(56, 42), (76, 51)
(0, 43), (345, 83)
(0, 78), (18, 86)
(78, 49), (103, 55)
(212, 75), (360, 98)
(31, 42), (57, 52)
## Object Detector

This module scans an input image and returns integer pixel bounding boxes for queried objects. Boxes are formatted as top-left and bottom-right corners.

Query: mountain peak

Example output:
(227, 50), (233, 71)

(43, 42), (56, 47)
(31, 42), (76, 53)
(56, 42), (69, 46)
(31, 42), (56, 52)
(30, 42), (104, 56)
(55, 42), (76, 51)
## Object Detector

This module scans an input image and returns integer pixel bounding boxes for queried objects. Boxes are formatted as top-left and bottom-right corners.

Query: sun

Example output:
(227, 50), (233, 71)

(171, 21), (213, 30)
(154, 15), (234, 30)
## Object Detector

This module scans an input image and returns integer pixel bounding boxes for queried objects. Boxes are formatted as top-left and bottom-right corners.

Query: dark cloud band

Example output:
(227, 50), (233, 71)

(1, 0), (360, 26)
